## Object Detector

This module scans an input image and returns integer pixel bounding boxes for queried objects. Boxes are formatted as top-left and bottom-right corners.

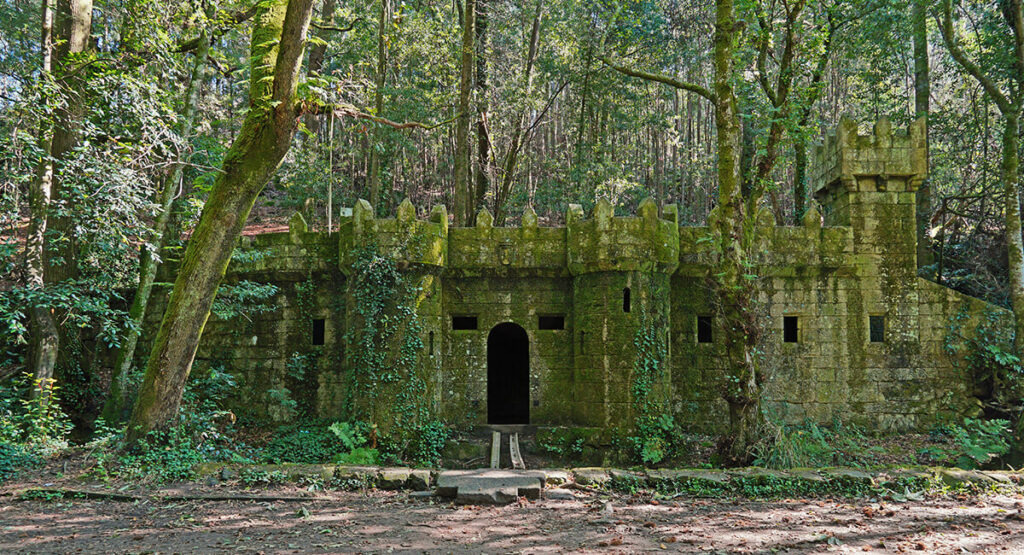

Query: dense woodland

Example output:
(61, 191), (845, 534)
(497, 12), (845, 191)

(1, 0), (1023, 474)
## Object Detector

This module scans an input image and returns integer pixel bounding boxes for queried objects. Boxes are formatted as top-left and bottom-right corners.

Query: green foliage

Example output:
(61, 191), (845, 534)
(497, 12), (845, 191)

(89, 365), (252, 483)
(240, 468), (288, 487)
(950, 309), (1023, 413)
(752, 419), (877, 469)
(0, 375), (72, 482)
(211, 281), (280, 322)
(262, 423), (343, 464)
(920, 418), (1011, 469)
(344, 244), (439, 462)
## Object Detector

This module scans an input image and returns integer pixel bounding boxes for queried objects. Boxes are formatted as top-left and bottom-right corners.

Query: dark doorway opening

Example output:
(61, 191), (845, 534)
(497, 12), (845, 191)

(487, 322), (530, 424)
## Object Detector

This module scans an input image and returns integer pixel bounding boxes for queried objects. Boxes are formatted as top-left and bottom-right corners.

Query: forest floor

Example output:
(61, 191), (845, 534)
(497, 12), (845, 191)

(2, 457), (1024, 554)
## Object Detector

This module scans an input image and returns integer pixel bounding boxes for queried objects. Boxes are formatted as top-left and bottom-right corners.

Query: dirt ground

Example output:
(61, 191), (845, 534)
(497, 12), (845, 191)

(2, 482), (1024, 554)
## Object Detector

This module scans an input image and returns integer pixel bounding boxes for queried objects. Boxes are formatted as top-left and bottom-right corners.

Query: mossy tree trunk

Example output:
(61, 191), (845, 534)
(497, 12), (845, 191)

(102, 25), (211, 423)
(24, 0), (59, 398)
(474, 0), (490, 215)
(710, 0), (763, 464)
(126, 0), (315, 442)
(453, 0), (475, 226)
(912, 0), (932, 267)
(601, 0), (763, 463)
(368, 0), (389, 212)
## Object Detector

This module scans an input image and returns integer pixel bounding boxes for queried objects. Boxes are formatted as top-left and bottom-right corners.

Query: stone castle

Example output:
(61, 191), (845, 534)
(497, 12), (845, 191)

(142, 118), (1007, 436)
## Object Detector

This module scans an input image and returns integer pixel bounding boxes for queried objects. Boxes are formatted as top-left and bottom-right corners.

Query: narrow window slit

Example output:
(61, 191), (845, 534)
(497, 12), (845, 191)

(783, 316), (799, 343)
(623, 287), (631, 313)
(538, 315), (565, 330)
(312, 319), (325, 346)
(869, 315), (885, 343)
(697, 315), (713, 344)
(452, 316), (478, 330)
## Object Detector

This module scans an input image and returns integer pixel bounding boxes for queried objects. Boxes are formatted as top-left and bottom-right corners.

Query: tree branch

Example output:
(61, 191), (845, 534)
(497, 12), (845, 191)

(599, 55), (716, 102)
(936, 0), (1012, 114)
(332, 105), (459, 130)
(311, 18), (361, 33)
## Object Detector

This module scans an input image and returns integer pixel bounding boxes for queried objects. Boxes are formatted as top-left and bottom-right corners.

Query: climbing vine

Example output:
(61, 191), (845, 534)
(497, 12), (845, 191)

(629, 273), (674, 465)
(344, 243), (441, 458)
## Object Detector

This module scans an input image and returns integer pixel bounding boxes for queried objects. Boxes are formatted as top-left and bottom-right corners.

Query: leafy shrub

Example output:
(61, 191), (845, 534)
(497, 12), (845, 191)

(753, 419), (875, 469)
(90, 365), (252, 483)
(0, 442), (39, 483)
(330, 421), (379, 464)
(262, 423), (342, 464)
(919, 418), (1011, 469)
(408, 420), (450, 467)
(0, 374), (72, 482)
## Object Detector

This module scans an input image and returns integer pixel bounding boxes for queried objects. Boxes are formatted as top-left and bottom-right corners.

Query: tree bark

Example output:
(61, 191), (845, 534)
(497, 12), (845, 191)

(368, 0), (389, 212)
(25, 0), (59, 399)
(102, 26), (211, 423)
(127, 0), (315, 442)
(453, 0), (475, 225)
(912, 0), (932, 267)
(711, 0), (762, 465)
(473, 0), (490, 215)
(43, 0), (93, 285)
(1002, 114), (1024, 354)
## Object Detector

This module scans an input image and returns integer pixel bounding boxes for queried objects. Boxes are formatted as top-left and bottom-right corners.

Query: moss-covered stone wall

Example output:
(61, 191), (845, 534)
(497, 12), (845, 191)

(137, 117), (1008, 436)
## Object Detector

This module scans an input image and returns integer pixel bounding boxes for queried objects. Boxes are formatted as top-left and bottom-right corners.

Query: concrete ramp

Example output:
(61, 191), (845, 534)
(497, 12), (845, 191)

(435, 469), (545, 504)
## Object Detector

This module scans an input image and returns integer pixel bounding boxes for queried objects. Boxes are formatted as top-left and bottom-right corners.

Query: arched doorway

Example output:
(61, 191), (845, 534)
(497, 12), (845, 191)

(487, 322), (530, 424)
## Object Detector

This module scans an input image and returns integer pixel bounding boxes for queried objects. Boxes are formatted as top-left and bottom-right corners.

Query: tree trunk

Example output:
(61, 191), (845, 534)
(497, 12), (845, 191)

(711, 0), (762, 464)
(368, 0), (389, 213)
(102, 27), (211, 423)
(453, 0), (475, 225)
(912, 0), (932, 267)
(127, 0), (315, 442)
(303, 0), (337, 136)
(494, 0), (542, 225)
(1003, 114), (1024, 355)
(44, 0), (93, 285)
(793, 139), (808, 224)
(474, 0), (490, 215)
(25, 0), (59, 399)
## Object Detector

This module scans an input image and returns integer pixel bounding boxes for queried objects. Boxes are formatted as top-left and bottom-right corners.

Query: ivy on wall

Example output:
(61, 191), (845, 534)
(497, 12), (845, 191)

(629, 273), (674, 465)
(344, 244), (436, 453)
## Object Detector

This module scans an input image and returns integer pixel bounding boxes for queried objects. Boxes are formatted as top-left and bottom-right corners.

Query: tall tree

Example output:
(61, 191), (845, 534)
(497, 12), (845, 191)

(103, 17), (212, 423)
(453, 0), (475, 226)
(912, 0), (932, 266)
(367, 0), (389, 211)
(474, 0), (491, 216)
(127, 0), (316, 442)
(603, 0), (762, 462)
(937, 0), (1024, 446)
(937, 0), (1024, 351)
(493, 0), (543, 225)
(23, 0), (59, 397)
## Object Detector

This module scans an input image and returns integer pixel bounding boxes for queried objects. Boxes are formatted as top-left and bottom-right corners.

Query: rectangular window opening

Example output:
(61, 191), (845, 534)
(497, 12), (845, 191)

(452, 315), (478, 330)
(538, 315), (565, 330)
(697, 315), (713, 344)
(623, 287), (632, 313)
(312, 319), (326, 346)
(783, 316), (799, 343)
(869, 315), (885, 343)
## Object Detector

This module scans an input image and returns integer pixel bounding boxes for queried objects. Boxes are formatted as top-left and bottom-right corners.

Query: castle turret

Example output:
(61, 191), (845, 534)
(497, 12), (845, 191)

(566, 198), (679, 429)
(340, 199), (448, 435)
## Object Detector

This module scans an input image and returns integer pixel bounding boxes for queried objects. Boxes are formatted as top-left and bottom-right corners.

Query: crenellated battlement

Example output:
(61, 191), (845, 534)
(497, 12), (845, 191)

(812, 116), (927, 198)
(566, 197), (679, 275)
(136, 113), (1012, 439)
